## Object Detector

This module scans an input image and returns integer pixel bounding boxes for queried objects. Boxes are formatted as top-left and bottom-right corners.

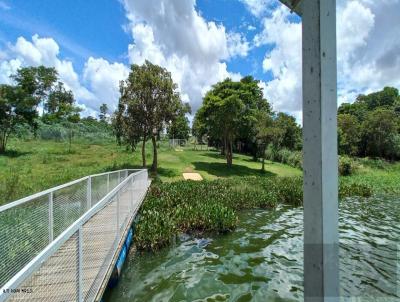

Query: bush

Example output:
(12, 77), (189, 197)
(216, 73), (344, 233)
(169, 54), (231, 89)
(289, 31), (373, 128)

(36, 120), (114, 143)
(339, 156), (357, 176)
(266, 148), (358, 176)
(279, 149), (292, 164)
(339, 181), (372, 198)
(265, 147), (303, 170)
(287, 151), (303, 169)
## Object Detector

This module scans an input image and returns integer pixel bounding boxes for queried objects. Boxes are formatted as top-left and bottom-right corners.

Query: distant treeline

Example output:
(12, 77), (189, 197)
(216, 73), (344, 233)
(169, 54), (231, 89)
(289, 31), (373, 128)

(193, 80), (400, 164)
(0, 66), (113, 152)
(338, 87), (400, 160)
(2, 64), (399, 164)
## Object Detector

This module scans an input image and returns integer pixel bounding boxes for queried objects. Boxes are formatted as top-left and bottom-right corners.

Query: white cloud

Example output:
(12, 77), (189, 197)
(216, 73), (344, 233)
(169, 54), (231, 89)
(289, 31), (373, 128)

(123, 0), (242, 112)
(227, 32), (250, 58)
(0, 35), (127, 116)
(0, 1), (250, 117)
(239, 0), (270, 18)
(337, 0), (400, 104)
(83, 57), (129, 111)
(255, 5), (302, 118)
(254, 0), (400, 121)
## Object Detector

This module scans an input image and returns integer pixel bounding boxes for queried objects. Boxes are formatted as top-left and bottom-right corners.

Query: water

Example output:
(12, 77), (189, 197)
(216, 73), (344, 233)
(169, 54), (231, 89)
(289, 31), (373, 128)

(105, 196), (400, 301)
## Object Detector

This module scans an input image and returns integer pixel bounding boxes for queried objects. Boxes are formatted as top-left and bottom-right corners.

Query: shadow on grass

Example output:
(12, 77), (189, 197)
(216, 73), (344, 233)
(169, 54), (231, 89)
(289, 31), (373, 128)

(243, 157), (259, 163)
(199, 152), (244, 161)
(102, 163), (143, 172)
(101, 162), (179, 180)
(156, 167), (180, 178)
(192, 161), (275, 178)
(0, 150), (32, 158)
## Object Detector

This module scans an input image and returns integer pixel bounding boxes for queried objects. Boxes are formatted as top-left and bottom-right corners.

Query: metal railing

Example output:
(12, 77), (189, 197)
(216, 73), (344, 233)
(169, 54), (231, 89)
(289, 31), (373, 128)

(0, 169), (149, 302)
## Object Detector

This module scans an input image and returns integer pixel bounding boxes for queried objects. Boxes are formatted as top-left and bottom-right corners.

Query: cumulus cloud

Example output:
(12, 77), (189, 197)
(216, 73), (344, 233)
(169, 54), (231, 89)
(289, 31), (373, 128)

(83, 57), (129, 111)
(239, 0), (271, 18)
(123, 0), (243, 112)
(0, 35), (129, 116)
(227, 32), (250, 58)
(337, 0), (400, 103)
(254, 5), (302, 118)
(253, 0), (400, 121)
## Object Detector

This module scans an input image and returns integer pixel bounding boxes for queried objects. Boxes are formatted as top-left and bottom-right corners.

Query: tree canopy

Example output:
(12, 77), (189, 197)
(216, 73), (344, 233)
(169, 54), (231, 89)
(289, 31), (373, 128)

(194, 77), (271, 166)
(0, 66), (64, 152)
(116, 61), (187, 172)
(43, 82), (81, 123)
(167, 112), (191, 140)
(338, 87), (400, 160)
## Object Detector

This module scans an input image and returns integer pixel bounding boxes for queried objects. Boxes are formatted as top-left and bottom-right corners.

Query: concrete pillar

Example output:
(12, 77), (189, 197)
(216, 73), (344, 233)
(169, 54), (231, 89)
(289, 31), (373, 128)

(301, 0), (339, 301)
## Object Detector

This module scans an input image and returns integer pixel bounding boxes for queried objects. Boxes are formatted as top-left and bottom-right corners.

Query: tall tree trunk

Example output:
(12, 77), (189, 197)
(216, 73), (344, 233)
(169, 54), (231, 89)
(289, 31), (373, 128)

(141, 135), (147, 168)
(0, 131), (7, 154)
(226, 139), (233, 167)
(253, 142), (258, 162)
(261, 145), (266, 172)
(151, 135), (158, 173)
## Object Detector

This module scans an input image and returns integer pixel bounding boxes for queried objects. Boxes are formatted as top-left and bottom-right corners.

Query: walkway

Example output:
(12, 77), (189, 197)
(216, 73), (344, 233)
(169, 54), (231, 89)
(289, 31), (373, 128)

(0, 169), (150, 302)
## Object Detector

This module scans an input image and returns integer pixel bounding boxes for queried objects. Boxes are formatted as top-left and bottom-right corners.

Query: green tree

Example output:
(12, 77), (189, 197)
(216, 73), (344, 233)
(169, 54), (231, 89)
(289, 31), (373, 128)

(338, 102), (368, 122)
(168, 114), (191, 140)
(255, 111), (274, 171)
(236, 76), (272, 155)
(361, 109), (399, 159)
(356, 87), (399, 110)
(192, 110), (207, 142)
(117, 61), (184, 172)
(337, 114), (361, 156)
(273, 112), (302, 150)
(0, 84), (38, 153)
(43, 82), (81, 123)
(197, 79), (245, 167)
(11, 66), (57, 114)
(99, 103), (108, 122)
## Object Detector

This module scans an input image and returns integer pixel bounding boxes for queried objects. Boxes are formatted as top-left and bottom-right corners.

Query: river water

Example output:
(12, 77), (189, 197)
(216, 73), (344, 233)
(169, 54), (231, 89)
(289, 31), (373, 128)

(105, 196), (400, 301)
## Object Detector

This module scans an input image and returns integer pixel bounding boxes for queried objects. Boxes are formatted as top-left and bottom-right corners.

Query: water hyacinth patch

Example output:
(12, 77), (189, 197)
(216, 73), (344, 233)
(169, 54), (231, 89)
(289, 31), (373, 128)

(134, 176), (373, 251)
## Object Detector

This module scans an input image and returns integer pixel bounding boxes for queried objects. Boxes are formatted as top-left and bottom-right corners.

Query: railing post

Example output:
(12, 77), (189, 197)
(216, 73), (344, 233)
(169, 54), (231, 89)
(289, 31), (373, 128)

(116, 192), (120, 239)
(118, 171), (121, 183)
(87, 176), (92, 210)
(107, 173), (110, 193)
(125, 170), (128, 179)
(77, 227), (83, 302)
(130, 175), (134, 212)
(48, 192), (54, 243)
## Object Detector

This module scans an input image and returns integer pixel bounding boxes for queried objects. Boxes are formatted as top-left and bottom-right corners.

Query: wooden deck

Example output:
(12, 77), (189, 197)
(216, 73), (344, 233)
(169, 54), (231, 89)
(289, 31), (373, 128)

(7, 183), (148, 302)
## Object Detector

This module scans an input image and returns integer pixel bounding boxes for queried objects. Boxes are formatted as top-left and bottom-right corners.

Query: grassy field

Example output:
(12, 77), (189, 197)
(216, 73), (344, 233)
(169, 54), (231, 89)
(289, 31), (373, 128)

(0, 139), (300, 204)
(1, 138), (399, 205)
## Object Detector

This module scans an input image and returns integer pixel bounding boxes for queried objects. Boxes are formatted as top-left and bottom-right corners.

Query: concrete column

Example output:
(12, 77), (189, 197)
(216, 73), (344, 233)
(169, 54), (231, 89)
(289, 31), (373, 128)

(302, 0), (339, 301)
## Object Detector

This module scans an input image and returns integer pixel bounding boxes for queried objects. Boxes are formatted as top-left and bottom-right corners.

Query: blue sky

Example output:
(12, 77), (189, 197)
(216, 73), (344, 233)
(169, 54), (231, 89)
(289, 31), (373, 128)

(0, 0), (133, 68)
(0, 0), (399, 121)
(0, 0), (275, 81)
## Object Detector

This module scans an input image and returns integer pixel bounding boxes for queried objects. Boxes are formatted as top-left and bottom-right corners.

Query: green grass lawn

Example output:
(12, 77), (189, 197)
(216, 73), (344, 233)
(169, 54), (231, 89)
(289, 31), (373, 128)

(1, 138), (399, 205)
(0, 139), (300, 204)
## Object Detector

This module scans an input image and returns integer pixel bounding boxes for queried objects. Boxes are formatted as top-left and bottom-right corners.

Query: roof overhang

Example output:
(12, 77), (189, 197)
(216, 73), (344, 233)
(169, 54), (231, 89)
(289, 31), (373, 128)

(279, 0), (303, 16)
